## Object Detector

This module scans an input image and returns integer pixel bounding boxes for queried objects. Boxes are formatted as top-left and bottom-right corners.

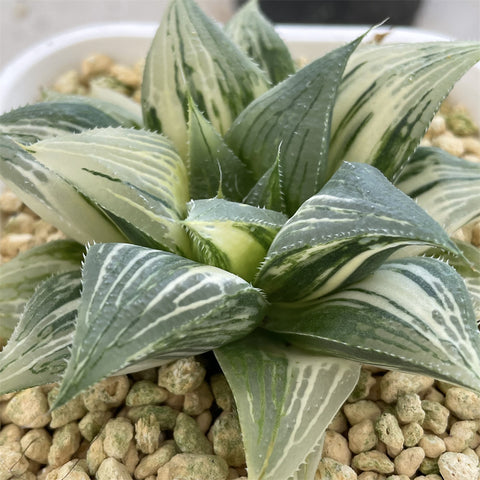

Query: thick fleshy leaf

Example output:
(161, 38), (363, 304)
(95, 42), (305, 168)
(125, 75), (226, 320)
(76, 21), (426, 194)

(290, 441), (324, 480)
(265, 257), (480, 392)
(29, 128), (191, 254)
(255, 162), (460, 303)
(0, 240), (83, 340)
(225, 0), (295, 84)
(215, 332), (360, 480)
(187, 100), (255, 201)
(142, 0), (269, 157)
(53, 243), (267, 408)
(183, 198), (287, 281)
(225, 32), (364, 215)
(0, 270), (81, 395)
(0, 136), (126, 244)
(43, 89), (143, 128)
(395, 146), (480, 234)
(243, 145), (287, 212)
(0, 102), (121, 145)
(329, 42), (480, 181)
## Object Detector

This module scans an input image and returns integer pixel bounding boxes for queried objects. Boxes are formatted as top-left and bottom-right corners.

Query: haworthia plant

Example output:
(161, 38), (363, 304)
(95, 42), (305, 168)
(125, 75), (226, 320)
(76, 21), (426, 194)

(0, 0), (479, 477)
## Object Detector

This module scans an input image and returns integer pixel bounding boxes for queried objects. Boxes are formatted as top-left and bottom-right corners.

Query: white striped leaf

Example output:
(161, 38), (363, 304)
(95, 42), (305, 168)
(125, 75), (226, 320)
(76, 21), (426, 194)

(243, 145), (287, 212)
(0, 240), (83, 340)
(142, 0), (269, 158)
(183, 198), (287, 282)
(329, 42), (480, 181)
(395, 146), (480, 234)
(0, 270), (81, 395)
(43, 90), (143, 128)
(0, 136), (126, 244)
(215, 332), (360, 480)
(255, 162), (460, 303)
(29, 128), (191, 254)
(53, 243), (267, 408)
(0, 102), (121, 145)
(224, 32), (365, 215)
(265, 257), (480, 392)
(187, 99), (255, 201)
(290, 440), (324, 480)
(225, 0), (295, 84)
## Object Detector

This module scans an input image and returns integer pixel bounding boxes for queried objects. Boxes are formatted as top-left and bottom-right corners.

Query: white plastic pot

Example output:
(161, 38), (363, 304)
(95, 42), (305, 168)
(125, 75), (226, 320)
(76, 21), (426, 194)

(0, 22), (479, 121)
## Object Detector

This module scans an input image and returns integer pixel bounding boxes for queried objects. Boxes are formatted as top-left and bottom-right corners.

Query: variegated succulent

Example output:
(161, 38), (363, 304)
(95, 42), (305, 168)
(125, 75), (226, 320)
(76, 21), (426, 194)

(1, 0), (480, 477)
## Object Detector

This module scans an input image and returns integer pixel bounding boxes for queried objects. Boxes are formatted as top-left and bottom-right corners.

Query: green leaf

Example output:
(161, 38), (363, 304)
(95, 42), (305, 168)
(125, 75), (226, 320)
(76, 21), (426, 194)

(255, 162), (460, 303)
(0, 136), (126, 244)
(187, 99), (255, 201)
(142, 0), (269, 157)
(43, 89), (143, 128)
(265, 257), (480, 392)
(243, 144), (287, 213)
(29, 127), (191, 254)
(0, 270), (81, 395)
(53, 243), (267, 408)
(225, 0), (295, 84)
(215, 332), (360, 480)
(395, 146), (480, 234)
(225, 32), (364, 215)
(183, 198), (287, 282)
(0, 240), (83, 340)
(329, 42), (480, 181)
(0, 102), (121, 145)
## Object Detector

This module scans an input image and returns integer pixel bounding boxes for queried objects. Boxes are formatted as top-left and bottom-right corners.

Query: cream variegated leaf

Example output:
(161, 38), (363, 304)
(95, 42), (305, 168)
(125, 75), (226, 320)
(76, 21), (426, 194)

(266, 257), (480, 392)
(216, 332), (360, 480)
(29, 128), (191, 254)
(142, 0), (269, 157)
(329, 42), (480, 181)
(53, 243), (267, 408)
(0, 271), (81, 395)
(0, 136), (126, 244)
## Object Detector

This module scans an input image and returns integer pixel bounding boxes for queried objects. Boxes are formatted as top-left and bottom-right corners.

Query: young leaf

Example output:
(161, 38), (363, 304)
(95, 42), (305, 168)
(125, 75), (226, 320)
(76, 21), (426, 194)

(142, 0), (269, 157)
(187, 99), (255, 201)
(183, 198), (287, 282)
(0, 270), (81, 395)
(0, 136), (126, 244)
(215, 332), (360, 480)
(329, 42), (480, 181)
(29, 128), (191, 254)
(243, 144), (287, 213)
(53, 243), (267, 408)
(0, 102), (121, 145)
(0, 240), (83, 340)
(395, 146), (480, 234)
(265, 257), (480, 392)
(225, 31), (365, 214)
(225, 0), (296, 84)
(43, 89), (143, 128)
(255, 162), (460, 303)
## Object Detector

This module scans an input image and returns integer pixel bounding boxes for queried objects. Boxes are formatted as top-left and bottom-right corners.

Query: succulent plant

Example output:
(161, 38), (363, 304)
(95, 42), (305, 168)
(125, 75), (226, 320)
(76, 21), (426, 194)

(1, 0), (480, 477)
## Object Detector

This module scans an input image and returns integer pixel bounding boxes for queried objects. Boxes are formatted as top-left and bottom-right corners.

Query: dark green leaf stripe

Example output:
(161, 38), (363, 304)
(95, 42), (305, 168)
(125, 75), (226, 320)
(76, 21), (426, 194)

(187, 99), (255, 201)
(183, 198), (287, 281)
(255, 162), (459, 302)
(29, 128), (191, 254)
(0, 102), (121, 145)
(225, 32), (365, 214)
(266, 257), (480, 392)
(329, 42), (480, 181)
(0, 240), (83, 339)
(0, 271), (81, 395)
(225, 0), (295, 84)
(53, 243), (267, 408)
(0, 136), (126, 244)
(216, 333), (359, 480)
(142, 0), (269, 157)
(395, 146), (480, 234)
